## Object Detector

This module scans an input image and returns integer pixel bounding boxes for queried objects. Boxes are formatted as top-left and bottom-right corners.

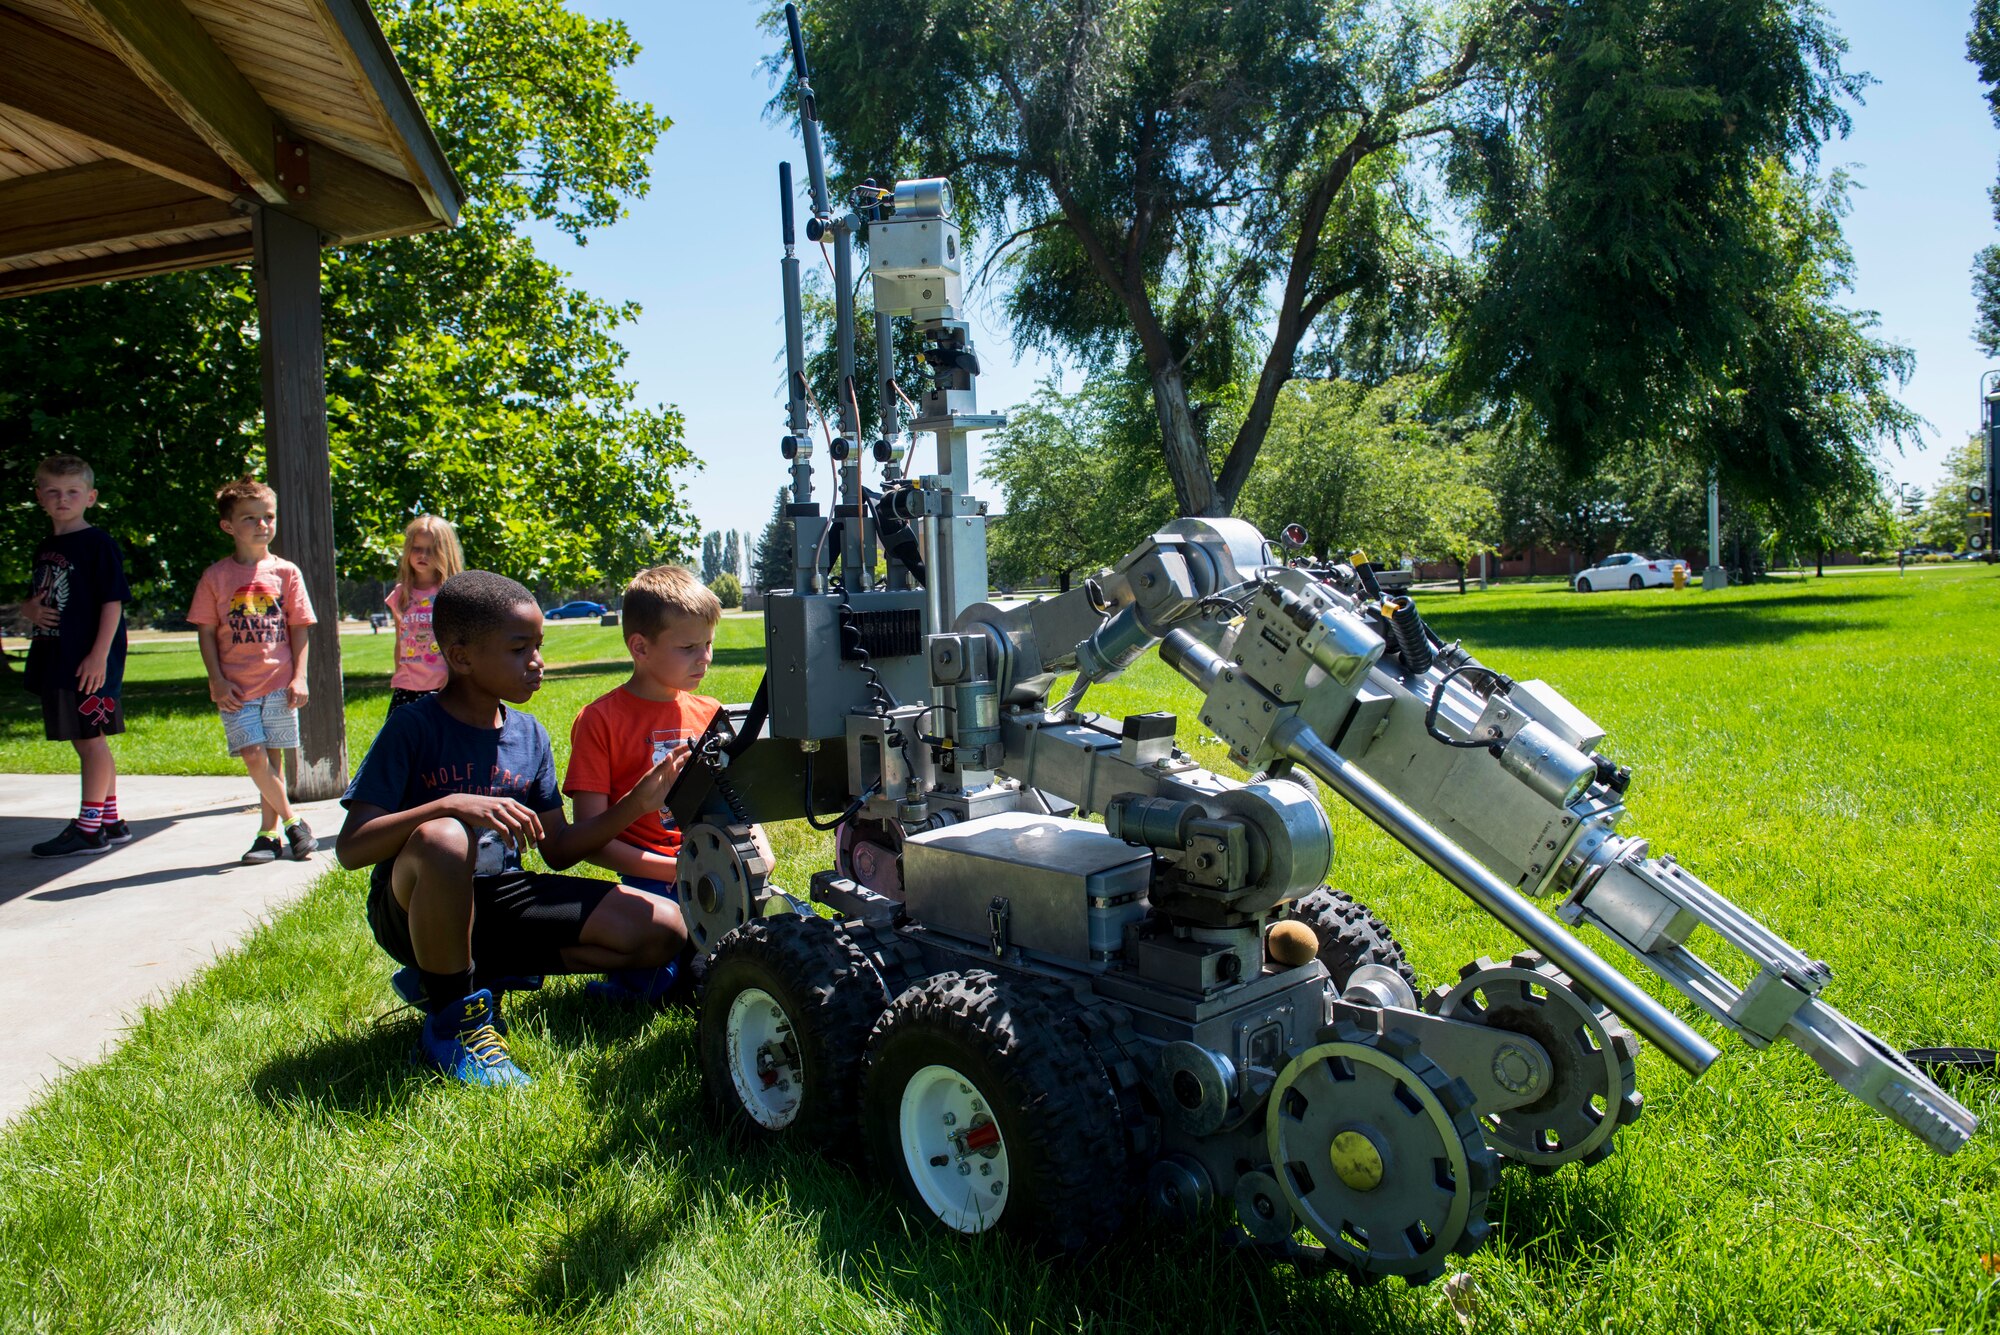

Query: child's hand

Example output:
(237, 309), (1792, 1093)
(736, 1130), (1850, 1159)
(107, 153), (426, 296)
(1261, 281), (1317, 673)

(442, 793), (545, 851)
(22, 592), (59, 631)
(288, 676), (310, 709)
(632, 749), (688, 809)
(75, 651), (109, 696)
(209, 677), (244, 712)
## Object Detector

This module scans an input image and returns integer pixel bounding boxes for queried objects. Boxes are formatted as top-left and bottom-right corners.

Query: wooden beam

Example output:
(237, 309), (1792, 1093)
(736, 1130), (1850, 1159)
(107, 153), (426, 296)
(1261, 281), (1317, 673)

(300, 137), (437, 242)
(0, 10), (238, 200)
(255, 207), (348, 800)
(0, 161), (242, 265)
(310, 0), (462, 226)
(64, 0), (286, 203)
(0, 232), (252, 298)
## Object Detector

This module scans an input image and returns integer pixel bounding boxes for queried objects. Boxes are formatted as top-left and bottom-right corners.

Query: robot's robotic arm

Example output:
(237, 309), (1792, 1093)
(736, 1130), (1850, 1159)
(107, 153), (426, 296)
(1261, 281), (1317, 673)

(968, 525), (1974, 1155)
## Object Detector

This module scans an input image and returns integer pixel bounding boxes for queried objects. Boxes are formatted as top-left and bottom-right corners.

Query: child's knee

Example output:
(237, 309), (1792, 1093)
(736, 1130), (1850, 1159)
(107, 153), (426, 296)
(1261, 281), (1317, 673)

(405, 818), (471, 864)
(650, 896), (688, 957)
(601, 887), (682, 964)
(391, 820), (474, 909)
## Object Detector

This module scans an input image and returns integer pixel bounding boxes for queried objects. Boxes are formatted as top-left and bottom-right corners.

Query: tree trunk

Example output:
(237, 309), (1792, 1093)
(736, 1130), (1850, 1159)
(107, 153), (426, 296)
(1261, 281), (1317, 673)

(1455, 559), (1466, 595)
(1148, 360), (1220, 517)
(1816, 547), (1824, 577)
(1059, 568), (1072, 593)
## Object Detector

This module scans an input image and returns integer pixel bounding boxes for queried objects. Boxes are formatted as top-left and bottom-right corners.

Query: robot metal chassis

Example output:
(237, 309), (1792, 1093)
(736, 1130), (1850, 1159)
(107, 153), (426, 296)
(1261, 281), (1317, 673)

(662, 6), (1976, 1284)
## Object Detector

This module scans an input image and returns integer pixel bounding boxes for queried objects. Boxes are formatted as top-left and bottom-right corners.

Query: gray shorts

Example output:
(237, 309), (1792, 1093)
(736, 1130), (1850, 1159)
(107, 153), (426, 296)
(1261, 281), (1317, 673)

(222, 691), (299, 755)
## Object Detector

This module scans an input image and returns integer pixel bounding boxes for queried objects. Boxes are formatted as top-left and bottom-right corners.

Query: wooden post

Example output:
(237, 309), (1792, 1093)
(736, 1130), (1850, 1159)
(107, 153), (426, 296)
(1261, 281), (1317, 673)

(254, 206), (347, 800)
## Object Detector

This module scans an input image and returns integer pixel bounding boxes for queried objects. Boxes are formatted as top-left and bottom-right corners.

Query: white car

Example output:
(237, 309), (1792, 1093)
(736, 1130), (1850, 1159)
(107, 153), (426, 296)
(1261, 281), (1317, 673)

(1573, 552), (1686, 592)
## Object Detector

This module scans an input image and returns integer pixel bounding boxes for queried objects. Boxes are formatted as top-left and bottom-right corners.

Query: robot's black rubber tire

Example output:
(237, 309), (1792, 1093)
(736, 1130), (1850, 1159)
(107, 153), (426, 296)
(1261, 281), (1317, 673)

(861, 969), (1132, 1253)
(1289, 886), (1420, 996)
(696, 914), (888, 1157)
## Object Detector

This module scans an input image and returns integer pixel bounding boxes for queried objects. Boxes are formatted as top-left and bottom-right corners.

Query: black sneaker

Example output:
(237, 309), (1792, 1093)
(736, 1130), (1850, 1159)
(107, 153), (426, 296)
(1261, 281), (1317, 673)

(242, 834), (283, 864)
(284, 819), (317, 861)
(101, 819), (133, 845)
(32, 821), (111, 858)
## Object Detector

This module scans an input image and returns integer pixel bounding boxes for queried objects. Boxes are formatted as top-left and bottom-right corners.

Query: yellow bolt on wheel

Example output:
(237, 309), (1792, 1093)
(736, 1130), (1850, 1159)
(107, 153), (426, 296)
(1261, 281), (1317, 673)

(1330, 1129), (1386, 1191)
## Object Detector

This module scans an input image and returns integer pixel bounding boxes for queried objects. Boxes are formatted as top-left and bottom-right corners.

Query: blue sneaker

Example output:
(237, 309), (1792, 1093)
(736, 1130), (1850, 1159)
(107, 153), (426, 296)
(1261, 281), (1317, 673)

(391, 968), (542, 1033)
(415, 990), (530, 1087)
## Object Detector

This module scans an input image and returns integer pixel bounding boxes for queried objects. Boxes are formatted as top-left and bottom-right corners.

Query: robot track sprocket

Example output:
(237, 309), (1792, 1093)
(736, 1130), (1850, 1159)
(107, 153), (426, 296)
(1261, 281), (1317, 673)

(1425, 952), (1643, 1170)
(678, 822), (773, 951)
(1264, 1024), (1498, 1284)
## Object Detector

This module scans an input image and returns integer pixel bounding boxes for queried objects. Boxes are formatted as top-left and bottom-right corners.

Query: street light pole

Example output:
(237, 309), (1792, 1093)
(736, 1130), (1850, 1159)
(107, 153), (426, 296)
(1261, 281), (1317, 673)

(1703, 469), (1727, 590)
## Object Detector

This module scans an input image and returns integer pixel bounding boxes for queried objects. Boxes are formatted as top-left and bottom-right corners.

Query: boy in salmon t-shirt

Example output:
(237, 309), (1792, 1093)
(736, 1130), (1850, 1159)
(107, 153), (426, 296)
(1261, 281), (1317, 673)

(187, 475), (318, 864)
(564, 564), (757, 1004)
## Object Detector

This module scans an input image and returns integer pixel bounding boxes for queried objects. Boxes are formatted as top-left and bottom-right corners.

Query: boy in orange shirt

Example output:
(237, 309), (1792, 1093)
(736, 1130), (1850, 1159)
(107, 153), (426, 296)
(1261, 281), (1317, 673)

(564, 564), (755, 1003)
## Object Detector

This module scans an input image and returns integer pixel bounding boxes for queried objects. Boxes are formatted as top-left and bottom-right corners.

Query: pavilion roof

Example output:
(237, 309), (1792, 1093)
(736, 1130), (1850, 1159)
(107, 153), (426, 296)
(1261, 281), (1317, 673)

(0, 0), (461, 298)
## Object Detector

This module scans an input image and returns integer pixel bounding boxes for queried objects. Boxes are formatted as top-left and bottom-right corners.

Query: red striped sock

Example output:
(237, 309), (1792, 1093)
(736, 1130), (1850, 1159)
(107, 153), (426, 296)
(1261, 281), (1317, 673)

(77, 803), (102, 834)
(101, 795), (119, 823)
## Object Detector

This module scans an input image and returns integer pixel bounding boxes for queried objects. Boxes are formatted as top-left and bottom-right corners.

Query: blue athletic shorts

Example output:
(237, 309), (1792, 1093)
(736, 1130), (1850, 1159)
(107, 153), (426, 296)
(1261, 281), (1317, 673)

(221, 691), (299, 755)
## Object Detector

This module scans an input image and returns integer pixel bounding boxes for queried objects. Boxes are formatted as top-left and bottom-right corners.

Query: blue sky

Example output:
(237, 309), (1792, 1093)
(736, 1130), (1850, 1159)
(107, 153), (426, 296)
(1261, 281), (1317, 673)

(527, 2), (2000, 542)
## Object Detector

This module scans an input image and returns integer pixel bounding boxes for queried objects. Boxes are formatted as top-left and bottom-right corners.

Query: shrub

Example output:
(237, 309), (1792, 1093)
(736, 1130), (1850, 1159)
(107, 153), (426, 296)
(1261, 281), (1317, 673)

(709, 572), (743, 608)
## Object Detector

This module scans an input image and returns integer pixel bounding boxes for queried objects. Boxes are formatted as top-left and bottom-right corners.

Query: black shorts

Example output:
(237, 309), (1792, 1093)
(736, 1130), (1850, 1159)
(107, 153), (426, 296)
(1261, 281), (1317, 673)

(366, 861), (615, 977)
(41, 685), (125, 741)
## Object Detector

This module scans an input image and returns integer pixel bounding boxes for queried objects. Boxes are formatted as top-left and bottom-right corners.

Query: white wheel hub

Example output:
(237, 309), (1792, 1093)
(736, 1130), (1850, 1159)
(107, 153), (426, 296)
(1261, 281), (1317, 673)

(725, 987), (801, 1129)
(899, 1063), (1009, 1233)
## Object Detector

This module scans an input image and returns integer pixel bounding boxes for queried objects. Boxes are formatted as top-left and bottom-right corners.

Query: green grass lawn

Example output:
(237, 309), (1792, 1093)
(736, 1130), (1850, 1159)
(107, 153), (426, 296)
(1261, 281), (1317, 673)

(0, 614), (770, 783)
(3, 571), (1998, 1332)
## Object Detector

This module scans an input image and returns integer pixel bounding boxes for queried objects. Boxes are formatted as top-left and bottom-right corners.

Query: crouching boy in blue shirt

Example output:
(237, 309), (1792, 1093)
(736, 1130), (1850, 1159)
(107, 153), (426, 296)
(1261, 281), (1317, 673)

(335, 571), (687, 1086)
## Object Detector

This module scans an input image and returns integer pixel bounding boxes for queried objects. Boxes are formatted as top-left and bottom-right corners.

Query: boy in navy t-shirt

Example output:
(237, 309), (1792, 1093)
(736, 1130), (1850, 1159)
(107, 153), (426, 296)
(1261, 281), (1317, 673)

(336, 571), (688, 1086)
(22, 455), (132, 858)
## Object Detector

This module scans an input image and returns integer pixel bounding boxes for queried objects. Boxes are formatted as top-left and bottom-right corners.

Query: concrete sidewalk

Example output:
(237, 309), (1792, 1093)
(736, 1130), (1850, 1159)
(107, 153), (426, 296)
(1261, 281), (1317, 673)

(0, 774), (344, 1123)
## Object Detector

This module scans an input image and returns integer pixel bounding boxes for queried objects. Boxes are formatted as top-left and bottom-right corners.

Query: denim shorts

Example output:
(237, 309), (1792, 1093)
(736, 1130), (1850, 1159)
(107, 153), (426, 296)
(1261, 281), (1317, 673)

(221, 690), (299, 755)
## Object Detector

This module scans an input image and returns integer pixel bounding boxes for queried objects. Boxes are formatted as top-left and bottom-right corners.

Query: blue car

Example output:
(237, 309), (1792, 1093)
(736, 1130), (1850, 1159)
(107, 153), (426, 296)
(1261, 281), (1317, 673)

(544, 600), (607, 620)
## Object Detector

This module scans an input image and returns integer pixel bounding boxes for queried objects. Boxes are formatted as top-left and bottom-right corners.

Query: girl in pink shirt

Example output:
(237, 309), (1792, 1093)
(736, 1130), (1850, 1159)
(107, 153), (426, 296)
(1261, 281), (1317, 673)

(385, 514), (462, 714)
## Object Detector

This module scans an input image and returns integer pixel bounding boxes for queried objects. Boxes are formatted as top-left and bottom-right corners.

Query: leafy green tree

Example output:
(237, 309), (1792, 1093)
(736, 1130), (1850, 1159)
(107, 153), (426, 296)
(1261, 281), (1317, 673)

(1448, 6), (1894, 509)
(1607, 447), (1711, 559)
(0, 275), (261, 606)
(1, 0), (690, 607)
(1914, 436), (1986, 551)
(753, 486), (795, 591)
(1236, 377), (1495, 585)
(1704, 166), (1917, 515)
(983, 379), (1175, 591)
(1766, 481), (1899, 572)
(782, 0), (1495, 517)
(701, 532), (725, 583)
(1480, 433), (1628, 569)
(709, 571), (743, 609)
(781, 0), (1870, 519)
(1970, 1), (2000, 352)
